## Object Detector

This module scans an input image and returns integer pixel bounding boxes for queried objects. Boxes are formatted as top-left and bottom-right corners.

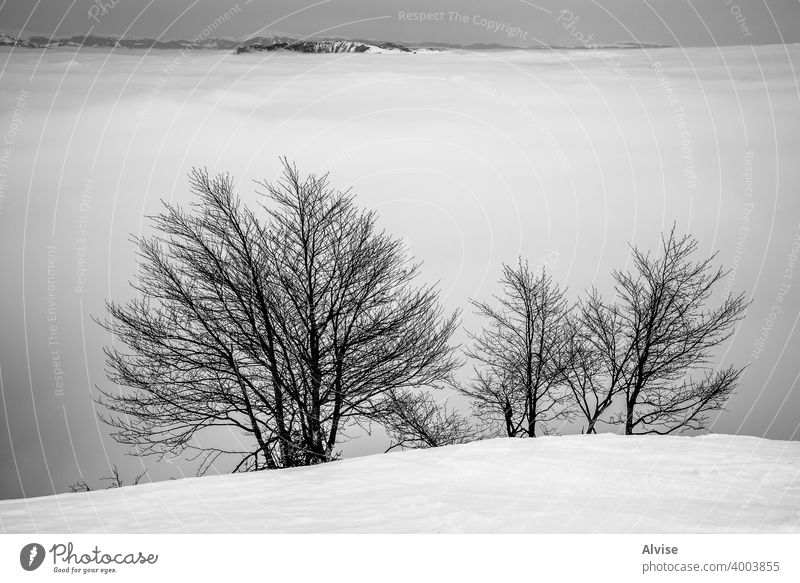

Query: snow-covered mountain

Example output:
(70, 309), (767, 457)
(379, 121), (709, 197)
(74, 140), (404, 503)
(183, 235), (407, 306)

(0, 32), (39, 48)
(235, 39), (415, 54)
(2, 434), (798, 533)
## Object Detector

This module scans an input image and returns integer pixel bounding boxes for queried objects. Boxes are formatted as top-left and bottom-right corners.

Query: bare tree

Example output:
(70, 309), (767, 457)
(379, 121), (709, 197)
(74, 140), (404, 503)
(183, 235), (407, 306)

(601, 227), (748, 434)
(558, 294), (633, 434)
(97, 159), (460, 473)
(69, 480), (91, 494)
(381, 390), (475, 451)
(69, 465), (147, 493)
(457, 262), (573, 437)
(101, 465), (147, 489)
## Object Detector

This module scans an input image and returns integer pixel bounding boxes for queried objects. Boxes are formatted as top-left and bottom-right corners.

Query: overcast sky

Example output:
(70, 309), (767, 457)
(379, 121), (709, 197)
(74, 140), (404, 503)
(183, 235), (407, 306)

(2, 0), (800, 46)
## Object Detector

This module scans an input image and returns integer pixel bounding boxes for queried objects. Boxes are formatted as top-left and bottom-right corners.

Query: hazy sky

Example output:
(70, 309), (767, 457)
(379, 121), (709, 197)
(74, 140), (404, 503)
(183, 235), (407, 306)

(1, 0), (800, 46)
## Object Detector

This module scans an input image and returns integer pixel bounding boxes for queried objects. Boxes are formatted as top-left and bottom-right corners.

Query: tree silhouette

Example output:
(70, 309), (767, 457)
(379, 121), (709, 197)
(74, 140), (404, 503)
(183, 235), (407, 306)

(557, 293), (634, 434)
(595, 227), (748, 434)
(97, 160), (460, 473)
(69, 465), (147, 493)
(381, 389), (475, 451)
(457, 262), (573, 437)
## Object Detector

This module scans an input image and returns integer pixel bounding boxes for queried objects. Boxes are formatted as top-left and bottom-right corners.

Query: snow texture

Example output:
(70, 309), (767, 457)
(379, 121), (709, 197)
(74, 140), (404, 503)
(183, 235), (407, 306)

(2, 434), (799, 533)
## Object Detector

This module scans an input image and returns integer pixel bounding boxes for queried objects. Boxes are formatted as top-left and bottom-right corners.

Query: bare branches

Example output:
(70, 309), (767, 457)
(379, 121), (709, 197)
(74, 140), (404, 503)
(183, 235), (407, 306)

(622, 365), (743, 435)
(382, 390), (475, 451)
(457, 262), (573, 437)
(68, 480), (91, 494)
(605, 226), (749, 434)
(456, 227), (748, 438)
(98, 159), (460, 473)
(557, 291), (637, 434)
(99, 161), (747, 477)
(69, 466), (148, 493)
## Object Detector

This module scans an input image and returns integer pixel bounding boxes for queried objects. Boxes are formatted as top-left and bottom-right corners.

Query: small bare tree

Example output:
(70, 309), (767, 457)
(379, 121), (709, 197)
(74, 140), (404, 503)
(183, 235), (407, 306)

(381, 390), (475, 451)
(603, 227), (748, 434)
(98, 159), (460, 473)
(68, 480), (91, 494)
(69, 466), (147, 493)
(457, 262), (573, 437)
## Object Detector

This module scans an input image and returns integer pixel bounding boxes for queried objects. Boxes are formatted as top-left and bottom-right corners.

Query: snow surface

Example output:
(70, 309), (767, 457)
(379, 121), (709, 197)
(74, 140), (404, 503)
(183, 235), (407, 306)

(2, 434), (799, 533)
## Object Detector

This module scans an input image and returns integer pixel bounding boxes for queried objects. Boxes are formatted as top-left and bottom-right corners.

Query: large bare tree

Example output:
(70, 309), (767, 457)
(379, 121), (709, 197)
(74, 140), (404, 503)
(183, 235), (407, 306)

(98, 160), (460, 473)
(457, 262), (573, 437)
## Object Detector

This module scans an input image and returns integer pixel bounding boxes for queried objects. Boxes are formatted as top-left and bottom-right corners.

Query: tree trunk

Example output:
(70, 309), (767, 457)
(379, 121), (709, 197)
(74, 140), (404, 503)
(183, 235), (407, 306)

(625, 400), (635, 435)
(504, 403), (515, 437)
(528, 395), (537, 438)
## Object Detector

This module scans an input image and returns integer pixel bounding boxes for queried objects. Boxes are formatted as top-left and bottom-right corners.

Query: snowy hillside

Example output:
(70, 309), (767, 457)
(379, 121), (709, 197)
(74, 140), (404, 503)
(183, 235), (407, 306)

(2, 434), (798, 533)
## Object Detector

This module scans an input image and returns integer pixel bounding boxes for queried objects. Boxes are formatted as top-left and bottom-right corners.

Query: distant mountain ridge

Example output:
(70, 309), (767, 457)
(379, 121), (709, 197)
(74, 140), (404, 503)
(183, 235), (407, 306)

(0, 32), (669, 53)
(235, 39), (417, 54)
(0, 32), (244, 50)
(0, 32), (421, 52)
